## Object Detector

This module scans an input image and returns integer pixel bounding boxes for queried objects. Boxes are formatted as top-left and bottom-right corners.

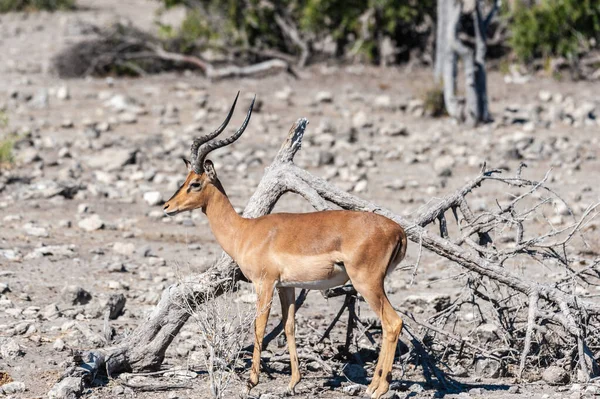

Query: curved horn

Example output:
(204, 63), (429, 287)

(194, 95), (255, 173)
(190, 91), (239, 170)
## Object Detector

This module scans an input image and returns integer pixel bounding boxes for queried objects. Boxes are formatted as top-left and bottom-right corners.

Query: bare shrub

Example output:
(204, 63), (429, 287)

(179, 274), (257, 399)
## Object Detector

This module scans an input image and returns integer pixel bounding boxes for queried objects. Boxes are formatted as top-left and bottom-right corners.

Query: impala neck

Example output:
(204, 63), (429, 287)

(202, 181), (244, 259)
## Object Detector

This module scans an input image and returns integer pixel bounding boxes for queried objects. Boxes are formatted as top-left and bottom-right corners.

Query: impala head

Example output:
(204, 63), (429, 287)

(163, 92), (255, 216)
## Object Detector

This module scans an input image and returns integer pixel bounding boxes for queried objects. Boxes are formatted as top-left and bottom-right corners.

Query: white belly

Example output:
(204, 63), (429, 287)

(276, 263), (349, 290)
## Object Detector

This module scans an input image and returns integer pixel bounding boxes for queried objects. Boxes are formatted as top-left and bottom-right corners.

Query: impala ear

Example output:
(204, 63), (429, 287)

(182, 158), (192, 172)
(204, 160), (217, 181)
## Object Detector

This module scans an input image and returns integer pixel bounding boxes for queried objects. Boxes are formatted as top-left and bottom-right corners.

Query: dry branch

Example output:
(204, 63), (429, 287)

(51, 117), (600, 395)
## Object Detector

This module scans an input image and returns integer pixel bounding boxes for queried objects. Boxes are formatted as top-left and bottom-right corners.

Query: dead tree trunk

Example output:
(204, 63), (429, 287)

(439, 0), (498, 126)
(52, 118), (600, 394)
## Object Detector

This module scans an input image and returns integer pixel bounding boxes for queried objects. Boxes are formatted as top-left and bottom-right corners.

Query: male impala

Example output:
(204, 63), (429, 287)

(163, 93), (407, 399)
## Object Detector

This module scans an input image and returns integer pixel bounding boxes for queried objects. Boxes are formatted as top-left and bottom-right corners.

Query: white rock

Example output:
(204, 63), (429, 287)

(538, 90), (552, 102)
(194, 109), (208, 121)
(1, 339), (23, 359)
(0, 381), (26, 394)
(78, 215), (104, 232)
(56, 86), (70, 100)
(118, 112), (137, 124)
(143, 191), (163, 206)
(113, 242), (135, 256)
(352, 111), (372, 128)
(23, 223), (49, 237)
(380, 123), (408, 136)
(48, 377), (83, 399)
(315, 91), (333, 103)
(433, 155), (455, 173)
(353, 180), (368, 193)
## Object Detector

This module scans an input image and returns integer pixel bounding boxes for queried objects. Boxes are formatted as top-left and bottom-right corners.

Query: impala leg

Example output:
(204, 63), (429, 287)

(248, 279), (274, 391)
(278, 287), (301, 394)
(352, 280), (403, 399)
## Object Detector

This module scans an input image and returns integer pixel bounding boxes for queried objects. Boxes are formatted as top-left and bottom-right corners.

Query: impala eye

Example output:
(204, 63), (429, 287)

(190, 182), (201, 189)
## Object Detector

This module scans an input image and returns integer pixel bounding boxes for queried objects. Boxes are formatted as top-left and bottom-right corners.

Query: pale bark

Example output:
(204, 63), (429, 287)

(439, 0), (498, 125)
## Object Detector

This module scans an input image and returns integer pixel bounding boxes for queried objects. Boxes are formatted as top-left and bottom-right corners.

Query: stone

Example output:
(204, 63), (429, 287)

(78, 215), (104, 232)
(407, 99), (424, 116)
(61, 285), (92, 305)
(23, 223), (49, 238)
(1, 339), (23, 359)
(352, 111), (372, 128)
(573, 101), (596, 121)
(0, 381), (26, 394)
(374, 95), (393, 110)
(433, 155), (455, 174)
(17, 147), (41, 163)
(542, 365), (569, 385)
(403, 293), (451, 312)
(143, 191), (163, 206)
(475, 358), (501, 378)
(56, 86), (70, 100)
(48, 376), (83, 399)
(118, 112), (137, 124)
(53, 338), (66, 351)
(538, 90), (552, 102)
(85, 148), (137, 172)
(380, 123), (408, 137)
(318, 151), (335, 166)
(103, 293), (126, 319)
(315, 91), (333, 103)
(353, 180), (368, 193)
(113, 242), (135, 256)
(42, 303), (61, 320)
(342, 384), (363, 396)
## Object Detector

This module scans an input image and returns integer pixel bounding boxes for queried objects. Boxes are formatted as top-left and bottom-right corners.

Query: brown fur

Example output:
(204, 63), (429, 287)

(164, 164), (407, 398)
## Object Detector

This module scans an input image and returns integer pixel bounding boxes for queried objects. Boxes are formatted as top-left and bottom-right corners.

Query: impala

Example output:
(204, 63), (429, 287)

(163, 93), (407, 399)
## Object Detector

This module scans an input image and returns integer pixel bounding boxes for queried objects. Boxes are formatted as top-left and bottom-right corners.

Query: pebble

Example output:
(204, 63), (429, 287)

(56, 86), (70, 100)
(23, 223), (49, 238)
(48, 377), (83, 399)
(143, 191), (163, 206)
(78, 214), (104, 232)
(113, 242), (135, 256)
(61, 285), (92, 305)
(0, 381), (26, 394)
(542, 366), (569, 385)
(315, 91), (333, 103)
(1, 339), (23, 359)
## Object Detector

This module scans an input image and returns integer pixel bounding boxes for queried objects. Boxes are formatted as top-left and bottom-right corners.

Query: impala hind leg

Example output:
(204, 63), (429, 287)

(278, 287), (301, 394)
(248, 279), (275, 391)
(351, 279), (403, 399)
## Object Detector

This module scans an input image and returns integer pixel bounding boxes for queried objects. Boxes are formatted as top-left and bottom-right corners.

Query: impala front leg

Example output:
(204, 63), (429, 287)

(279, 287), (301, 394)
(248, 278), (275, 391)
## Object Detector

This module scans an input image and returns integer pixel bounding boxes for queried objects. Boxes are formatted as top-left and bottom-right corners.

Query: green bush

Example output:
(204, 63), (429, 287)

(0, 111), (13, 166)
(157, 0), (436, 63)
(422, 85), (446, 118)
(509, 0), (600, 62)
(0, 0), (75, 12)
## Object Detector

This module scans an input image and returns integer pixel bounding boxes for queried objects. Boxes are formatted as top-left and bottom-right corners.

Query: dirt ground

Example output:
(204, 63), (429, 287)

(1, 1), (599, 399)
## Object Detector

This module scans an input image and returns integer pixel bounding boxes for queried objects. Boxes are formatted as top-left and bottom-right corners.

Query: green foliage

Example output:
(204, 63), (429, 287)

(422, 85), (446, 118)
(0, 111), (13, 165)
(509, 0), (600, 62)
(155, 0), (435, 63)
(0, 0), (75, 12)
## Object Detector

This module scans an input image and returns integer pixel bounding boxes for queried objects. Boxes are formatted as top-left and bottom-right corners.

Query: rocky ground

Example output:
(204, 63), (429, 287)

(1, 2), (600, 399)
